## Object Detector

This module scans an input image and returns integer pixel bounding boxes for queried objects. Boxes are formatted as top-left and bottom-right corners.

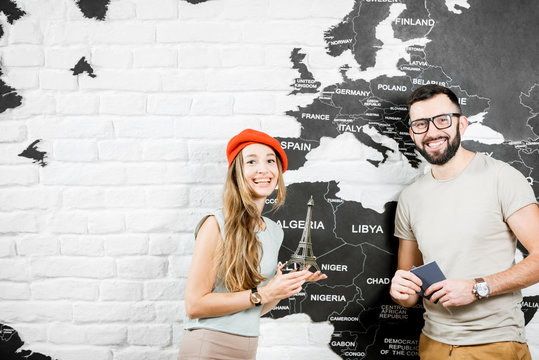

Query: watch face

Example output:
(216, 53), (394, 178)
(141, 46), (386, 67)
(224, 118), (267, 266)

(251, 292), (262, 304)
(476, 283), (489, 297)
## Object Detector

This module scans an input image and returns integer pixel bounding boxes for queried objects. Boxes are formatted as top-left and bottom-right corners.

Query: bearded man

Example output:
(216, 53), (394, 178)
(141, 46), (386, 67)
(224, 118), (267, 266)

(389, 84), (539, 360)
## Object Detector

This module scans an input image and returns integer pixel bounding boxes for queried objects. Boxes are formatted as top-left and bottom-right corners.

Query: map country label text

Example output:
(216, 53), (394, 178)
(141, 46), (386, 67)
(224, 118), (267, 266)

(406, 46), (424, 52)
(367, 277), (390, 284)
(390, 106), (407, 111)
(394, 18), (435, 26)
(364, 112), (381, 118)
(280, 141), (312, 151)
(384, 338), (418, 345)
(329, 316), (359, 321)
(378, 84), (407, 92)
(352, 224), (384, 233)
(337, 124), (361, 133)
(335, 88), (371, 96)
(380, 305), (409, 319)
(326, 198), (344, 203)
(321, 264), (348, 272)
(301, 113), (330, 120)
(400, 65), (421, 72)
(294, 79), (318, 89)
(310, 294), (346, 301)
(331, 341), (356, 347)
(343, 352), (366, 357)
(412, 78), (447, 87)
(277, 219), (325, 230)
(329, 39), (353, 45)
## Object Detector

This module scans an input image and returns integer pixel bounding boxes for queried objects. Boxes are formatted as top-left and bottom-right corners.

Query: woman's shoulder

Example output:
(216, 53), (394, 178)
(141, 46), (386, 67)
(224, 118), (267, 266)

(195, 209), (225, 237)
(206, 208), (223, 218)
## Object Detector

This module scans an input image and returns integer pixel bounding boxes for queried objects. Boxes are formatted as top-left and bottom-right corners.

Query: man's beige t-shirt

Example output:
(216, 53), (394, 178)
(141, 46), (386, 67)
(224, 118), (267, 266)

(395, 153), (537, 345)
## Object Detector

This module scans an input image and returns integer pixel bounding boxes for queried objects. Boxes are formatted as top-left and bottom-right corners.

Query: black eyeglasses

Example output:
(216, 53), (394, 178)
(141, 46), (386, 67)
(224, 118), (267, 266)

(409, 113), (461, 134)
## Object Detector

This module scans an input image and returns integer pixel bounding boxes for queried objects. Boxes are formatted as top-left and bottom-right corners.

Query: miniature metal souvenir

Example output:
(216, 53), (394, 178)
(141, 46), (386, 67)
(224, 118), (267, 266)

(286, 196), (320, 272)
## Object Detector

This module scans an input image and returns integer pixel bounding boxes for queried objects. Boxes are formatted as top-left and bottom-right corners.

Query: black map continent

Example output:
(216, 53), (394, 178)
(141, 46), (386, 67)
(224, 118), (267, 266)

(0, 1), (25, 114)
(266, 0), (539, 359)
(18, 139), (48, 167)
(0, 325), (55, 360)
(289, 48), (321, 95)
(75, 0), (110, 20)
(263, 182), (424, 359)
(71, 56), (97, 78)
(422, 0), (539, 141)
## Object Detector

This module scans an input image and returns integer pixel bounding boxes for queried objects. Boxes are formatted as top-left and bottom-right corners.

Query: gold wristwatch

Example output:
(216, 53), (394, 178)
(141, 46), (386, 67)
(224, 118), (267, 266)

(250, 287), (262, 306)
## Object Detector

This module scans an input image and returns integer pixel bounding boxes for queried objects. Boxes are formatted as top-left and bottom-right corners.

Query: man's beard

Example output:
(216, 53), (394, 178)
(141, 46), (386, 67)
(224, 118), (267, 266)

(416, 126), (461, 165)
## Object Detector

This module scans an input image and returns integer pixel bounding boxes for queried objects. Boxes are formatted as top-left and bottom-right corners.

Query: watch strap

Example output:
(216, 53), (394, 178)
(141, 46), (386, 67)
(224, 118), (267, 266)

(250, 287), (262, 306)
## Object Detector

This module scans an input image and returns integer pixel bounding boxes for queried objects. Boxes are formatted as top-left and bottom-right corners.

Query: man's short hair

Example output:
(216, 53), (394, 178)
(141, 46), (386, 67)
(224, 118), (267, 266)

(408, 84), (461, 112)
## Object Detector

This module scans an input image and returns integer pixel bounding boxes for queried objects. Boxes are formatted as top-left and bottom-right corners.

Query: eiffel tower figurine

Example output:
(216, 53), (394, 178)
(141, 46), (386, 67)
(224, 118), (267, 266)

(286, 195), (320, 272)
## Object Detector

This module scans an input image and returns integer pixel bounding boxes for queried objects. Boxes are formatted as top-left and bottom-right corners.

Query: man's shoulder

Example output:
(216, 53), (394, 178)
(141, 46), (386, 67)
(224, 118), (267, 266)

(474, 153), (522, 177)
(475, 152), (501, 166)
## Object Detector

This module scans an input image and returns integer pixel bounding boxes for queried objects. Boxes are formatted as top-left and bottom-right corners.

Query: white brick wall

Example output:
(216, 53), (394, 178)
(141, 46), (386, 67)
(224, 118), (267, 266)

(1, 1), (537, 360)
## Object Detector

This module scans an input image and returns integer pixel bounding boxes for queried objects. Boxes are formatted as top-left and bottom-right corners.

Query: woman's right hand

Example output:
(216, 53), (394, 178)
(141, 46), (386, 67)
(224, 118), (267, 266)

(258, 263), (311, 304)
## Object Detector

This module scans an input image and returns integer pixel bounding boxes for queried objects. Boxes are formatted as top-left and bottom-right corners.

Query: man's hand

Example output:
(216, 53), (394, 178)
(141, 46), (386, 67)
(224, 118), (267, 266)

(390, 269), (422, 307)
(425, 279), (476, 307)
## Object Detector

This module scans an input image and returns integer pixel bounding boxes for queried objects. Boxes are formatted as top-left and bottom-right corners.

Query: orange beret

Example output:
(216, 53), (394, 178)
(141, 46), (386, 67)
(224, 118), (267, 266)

(226, 129), (288, 172)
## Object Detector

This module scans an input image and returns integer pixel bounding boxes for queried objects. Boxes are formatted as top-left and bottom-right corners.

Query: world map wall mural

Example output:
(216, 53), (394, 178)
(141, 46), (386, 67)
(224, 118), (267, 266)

(0, 0), (537, 359)
(261, 0), (539, 359)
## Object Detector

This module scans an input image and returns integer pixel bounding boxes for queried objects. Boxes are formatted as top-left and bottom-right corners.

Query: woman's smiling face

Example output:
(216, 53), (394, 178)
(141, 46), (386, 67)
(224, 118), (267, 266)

(241, 143), (279, 199)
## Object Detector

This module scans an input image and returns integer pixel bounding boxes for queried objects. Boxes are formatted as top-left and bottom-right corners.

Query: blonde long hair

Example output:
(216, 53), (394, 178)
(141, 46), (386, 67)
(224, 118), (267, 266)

(217, 150), (286, 292)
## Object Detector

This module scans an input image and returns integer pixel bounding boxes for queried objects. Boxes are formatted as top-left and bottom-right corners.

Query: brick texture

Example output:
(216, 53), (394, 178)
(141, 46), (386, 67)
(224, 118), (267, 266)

(1, 1), (537, 360)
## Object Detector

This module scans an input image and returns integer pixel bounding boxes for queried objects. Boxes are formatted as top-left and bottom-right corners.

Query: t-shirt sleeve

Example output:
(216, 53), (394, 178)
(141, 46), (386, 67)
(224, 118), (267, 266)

(194, 209), (225, 238)
(265, 217), (284, 246)
(394, 190), (416, 241)
(497, 163), (537, 221)
(276, 225), (284, 246)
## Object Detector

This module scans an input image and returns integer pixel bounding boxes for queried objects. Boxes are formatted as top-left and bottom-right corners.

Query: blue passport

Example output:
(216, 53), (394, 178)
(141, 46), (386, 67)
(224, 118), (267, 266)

(410, 261), (446, 301)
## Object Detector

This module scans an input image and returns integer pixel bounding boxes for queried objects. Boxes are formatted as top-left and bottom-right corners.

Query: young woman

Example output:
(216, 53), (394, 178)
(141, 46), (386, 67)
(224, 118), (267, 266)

(178, 129), (326, 360)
